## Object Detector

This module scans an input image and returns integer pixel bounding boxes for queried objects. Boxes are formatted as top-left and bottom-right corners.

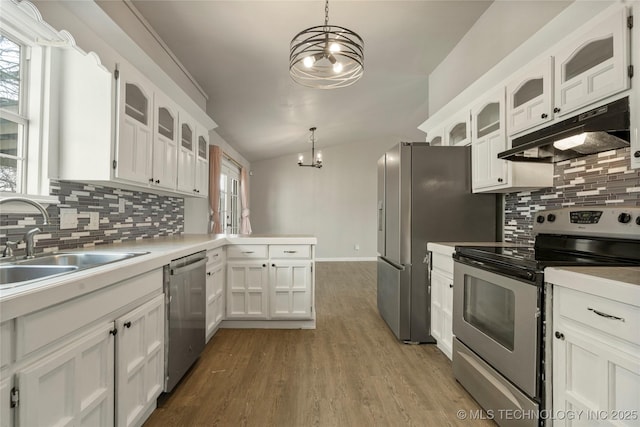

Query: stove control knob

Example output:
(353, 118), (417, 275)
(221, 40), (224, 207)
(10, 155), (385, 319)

(636, 216), (640, 226)
(536, 215), (545, 224)
(618, 213), (632, 224)
(547, 213), (556, 222)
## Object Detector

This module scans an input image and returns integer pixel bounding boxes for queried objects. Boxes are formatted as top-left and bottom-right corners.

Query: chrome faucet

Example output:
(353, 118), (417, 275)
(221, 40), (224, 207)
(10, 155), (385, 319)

(0, 197), (52, 259)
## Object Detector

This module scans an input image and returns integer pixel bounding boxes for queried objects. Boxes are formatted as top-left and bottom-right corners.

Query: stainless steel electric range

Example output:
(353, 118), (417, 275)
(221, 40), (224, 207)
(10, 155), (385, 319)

(452, 206), (640, 427)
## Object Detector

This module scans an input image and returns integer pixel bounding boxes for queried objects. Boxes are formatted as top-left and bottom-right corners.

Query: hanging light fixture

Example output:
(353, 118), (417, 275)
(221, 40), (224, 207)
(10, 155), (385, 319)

(289, 0), (364, 89)
(298, 127), (323, 168)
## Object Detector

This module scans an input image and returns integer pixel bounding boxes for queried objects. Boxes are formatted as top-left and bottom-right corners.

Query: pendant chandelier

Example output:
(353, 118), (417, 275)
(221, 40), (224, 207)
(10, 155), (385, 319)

(298, 127), (323, 168)
(289, 0), (364, 89)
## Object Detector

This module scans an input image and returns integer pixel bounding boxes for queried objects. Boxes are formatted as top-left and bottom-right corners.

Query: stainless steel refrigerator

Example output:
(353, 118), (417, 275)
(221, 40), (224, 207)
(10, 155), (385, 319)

(377, 143), (497, 343)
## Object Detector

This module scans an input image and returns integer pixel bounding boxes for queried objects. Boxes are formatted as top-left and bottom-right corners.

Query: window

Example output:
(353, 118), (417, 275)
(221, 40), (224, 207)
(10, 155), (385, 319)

(0, 34), (27, 193)
(219, 159), (240, 234)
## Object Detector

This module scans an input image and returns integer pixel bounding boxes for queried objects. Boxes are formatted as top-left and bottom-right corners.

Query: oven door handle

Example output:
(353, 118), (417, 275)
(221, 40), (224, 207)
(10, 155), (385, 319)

(456, 257), (537, 282)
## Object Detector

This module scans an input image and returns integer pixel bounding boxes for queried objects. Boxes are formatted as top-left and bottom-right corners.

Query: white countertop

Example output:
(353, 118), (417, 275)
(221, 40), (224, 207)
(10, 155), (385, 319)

(0, 234), (317, 321)
(546, 266), (640, 306)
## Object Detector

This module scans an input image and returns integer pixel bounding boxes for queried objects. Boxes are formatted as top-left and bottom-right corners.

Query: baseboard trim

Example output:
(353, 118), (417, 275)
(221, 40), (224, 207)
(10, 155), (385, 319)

(316, 257), (377, 262)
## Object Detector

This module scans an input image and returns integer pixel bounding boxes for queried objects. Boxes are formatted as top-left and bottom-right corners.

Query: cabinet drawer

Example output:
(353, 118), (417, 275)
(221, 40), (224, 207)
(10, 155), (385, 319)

(269, 245), (311, 259)
(556, 286), (640, 346)
(207, 247), (225, 266)
(431, 251), (454, 276)
(227, 245), (268, 259)
(16, 269), (162, 358)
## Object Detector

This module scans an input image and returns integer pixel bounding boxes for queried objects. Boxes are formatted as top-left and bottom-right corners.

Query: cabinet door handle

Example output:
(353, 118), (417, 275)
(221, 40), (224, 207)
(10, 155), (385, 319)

(553, 107), (561, 113)
(262, 264), (266, 267)
(242, 251), (254, 254)
(109, 329), (118, 336)
(449, 284), (453, 288)
(272, 263), (276, 267)
(497, 178), (503, 183)
(149, 178), (154, 183)
(124, 321), (132, 328)
(207, 272), (212, 276)
(155, 179), (160, 184)
(588, 307), (625, 322)
(554, 331), (564, 340)
(541, 113), (548, 119)
(284, 250), (297, 254)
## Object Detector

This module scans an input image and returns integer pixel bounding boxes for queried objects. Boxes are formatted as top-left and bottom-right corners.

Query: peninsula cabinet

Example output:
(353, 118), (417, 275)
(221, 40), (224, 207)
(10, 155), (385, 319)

(552, 285), (640, 426)
(506, 57), (554, 136)
(553, 5), (631, 118)
(269, 245), (313, 320)
(226, 245), (270, 319)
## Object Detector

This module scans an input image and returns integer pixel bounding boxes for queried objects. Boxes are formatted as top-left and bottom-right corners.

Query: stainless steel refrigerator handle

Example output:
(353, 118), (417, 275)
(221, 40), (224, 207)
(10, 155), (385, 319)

(378, 205), (383, 231)
(381, 256), (406, 270)
(170, 258), (207, 276)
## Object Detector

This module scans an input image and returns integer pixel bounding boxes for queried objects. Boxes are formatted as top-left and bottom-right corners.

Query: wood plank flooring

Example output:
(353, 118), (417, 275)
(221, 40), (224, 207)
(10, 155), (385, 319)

(144, 262), (493, 426)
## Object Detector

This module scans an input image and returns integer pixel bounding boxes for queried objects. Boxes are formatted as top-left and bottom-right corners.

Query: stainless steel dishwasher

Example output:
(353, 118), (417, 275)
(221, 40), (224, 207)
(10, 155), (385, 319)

(164, 251), (207, 392)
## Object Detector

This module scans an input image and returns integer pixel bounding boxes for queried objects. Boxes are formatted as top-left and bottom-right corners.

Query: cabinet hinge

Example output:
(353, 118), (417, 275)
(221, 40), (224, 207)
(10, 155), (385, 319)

(10, 387), (19, 408)
(112, 160), (117, 170)
(628, 65), (634, 79)
(628, 15), (633, 29)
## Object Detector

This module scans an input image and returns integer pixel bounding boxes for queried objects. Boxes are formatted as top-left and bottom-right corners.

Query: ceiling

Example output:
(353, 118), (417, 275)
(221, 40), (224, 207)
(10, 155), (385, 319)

(129, 0), (493, 162)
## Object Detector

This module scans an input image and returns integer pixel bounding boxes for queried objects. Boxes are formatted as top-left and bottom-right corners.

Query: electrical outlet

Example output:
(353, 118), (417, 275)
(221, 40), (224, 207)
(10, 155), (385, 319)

(354, 244), (360, 251)
(60, 208), (78, 230)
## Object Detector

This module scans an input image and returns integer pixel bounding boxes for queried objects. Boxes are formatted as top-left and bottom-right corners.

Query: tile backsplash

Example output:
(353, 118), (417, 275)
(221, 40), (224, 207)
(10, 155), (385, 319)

(0, 180), (184, 256)
(504, 147), (640, 244)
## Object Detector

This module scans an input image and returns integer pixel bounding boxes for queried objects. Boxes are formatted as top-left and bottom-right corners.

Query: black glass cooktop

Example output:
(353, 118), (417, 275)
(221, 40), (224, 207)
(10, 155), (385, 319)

(455, 235), (640, 273)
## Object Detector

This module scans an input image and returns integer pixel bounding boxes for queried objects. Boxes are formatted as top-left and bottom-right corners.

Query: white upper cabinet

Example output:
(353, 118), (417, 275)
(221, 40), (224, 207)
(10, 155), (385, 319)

(444, 109), (472, 146)
(194, 130), (209, 197)
(553, 5), (630, 117)
(116, 64), (154, 185)
(151, 91), (178, 191)
(177, 110), (196, 193)
(506, 57), (554, 135)
(471, 88), (508, 192)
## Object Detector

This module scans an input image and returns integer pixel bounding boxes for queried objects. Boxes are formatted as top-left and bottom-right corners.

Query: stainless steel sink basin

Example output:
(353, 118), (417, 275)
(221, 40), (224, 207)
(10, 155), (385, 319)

(0, 265), (79, 286)
(16, 252), (140, 268)
(0, 251), (148, 288)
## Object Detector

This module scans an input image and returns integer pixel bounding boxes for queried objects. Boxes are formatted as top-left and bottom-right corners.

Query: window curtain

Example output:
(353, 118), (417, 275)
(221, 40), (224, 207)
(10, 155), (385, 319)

(239, 166), (252, 234)
(209, 145), (222, 233)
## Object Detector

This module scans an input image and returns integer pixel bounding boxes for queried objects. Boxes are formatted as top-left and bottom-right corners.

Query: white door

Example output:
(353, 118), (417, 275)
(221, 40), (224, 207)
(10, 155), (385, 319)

(430, 270), (450, 358)
(226, 262), (268, 319)
(115, 294), (164, 427)
(17, 322), (115, 427)
(220, 160), (240, 234)
(116, 66), (153, 185)
(441, 274), (454, 360)
(471, 91), (508, 192)
(206, 262), (225, 341)
(152, 92), (178, 190)
(553, 5), (630, 117)
(177, 111), (196, 193)
(506, 57), (553, 135)
(269, 261), (313, 319)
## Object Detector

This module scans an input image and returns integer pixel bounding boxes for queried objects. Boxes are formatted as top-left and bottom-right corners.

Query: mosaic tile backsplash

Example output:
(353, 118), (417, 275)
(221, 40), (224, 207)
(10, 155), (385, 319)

(504, 147), (640, 244)
(0, 180), (184, 257)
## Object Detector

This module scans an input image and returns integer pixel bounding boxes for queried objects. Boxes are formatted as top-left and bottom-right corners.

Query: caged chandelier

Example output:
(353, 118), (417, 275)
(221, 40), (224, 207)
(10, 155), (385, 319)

(298, 127), (323, 168)
(289, 0), (364, 89)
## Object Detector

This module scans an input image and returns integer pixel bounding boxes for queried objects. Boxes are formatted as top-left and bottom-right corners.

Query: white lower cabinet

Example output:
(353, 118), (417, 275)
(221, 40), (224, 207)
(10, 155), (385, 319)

(269, 261), (313, 319)
(0, 373), (11, 427)
(115, 293), (165, 427)
(552, 285), (640, 426)
(16, 322), (115, 427)
(427, 243), (455, 360)
(226, 261), (269, 319)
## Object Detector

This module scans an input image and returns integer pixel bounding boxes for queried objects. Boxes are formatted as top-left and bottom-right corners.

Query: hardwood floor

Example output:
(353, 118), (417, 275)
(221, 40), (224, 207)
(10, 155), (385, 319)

(144, 262), (493, 426)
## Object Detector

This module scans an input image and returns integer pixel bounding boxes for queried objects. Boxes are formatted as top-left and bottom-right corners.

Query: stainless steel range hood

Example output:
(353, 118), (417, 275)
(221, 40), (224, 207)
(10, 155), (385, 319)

(498, 97), (630, 163)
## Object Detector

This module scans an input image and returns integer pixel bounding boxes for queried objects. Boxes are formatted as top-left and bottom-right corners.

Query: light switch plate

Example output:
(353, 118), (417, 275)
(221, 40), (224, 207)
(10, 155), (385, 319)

(59, 208), (78, 229)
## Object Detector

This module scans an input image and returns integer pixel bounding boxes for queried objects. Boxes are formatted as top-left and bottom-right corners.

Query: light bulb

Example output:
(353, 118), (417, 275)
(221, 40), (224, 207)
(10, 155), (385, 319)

(553, 133), (587, 150)
(316, 152), (322, 161)
(329, 42), (341, 53)
(303, 56), (315, 68)
(333, 62), (343, 73)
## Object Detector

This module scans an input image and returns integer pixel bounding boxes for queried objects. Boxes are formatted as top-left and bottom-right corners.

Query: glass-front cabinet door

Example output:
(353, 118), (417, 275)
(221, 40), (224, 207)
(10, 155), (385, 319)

(177, 111), (195, 193)
(427, 128), (444, 146)
(194, 131), (209, 197)
(152, 91), (178, 190)
(553, 5), (630, 117)
(444, 109), (471, 146)
(506, 57), (553, 135)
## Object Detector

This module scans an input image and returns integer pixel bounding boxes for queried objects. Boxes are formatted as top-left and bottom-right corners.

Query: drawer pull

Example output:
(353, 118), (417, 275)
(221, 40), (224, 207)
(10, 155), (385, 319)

(207, 272), (212, 276)
(284, 250), (297, 254)
(242, 251), (255, 254)
(588, 307), (625, 322)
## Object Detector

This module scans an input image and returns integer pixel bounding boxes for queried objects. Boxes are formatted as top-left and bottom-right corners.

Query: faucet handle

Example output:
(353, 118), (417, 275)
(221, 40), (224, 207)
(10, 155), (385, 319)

(2, 240), (20, 258)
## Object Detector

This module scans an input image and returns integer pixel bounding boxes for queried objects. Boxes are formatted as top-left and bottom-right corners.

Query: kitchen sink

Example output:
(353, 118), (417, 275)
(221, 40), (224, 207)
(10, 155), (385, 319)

(0, 251), (148, 288)
(0, 265), (79, 286)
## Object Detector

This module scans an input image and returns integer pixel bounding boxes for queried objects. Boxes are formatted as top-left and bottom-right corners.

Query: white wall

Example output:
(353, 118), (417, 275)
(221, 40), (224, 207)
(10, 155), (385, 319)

(250, 139), (393, 260)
